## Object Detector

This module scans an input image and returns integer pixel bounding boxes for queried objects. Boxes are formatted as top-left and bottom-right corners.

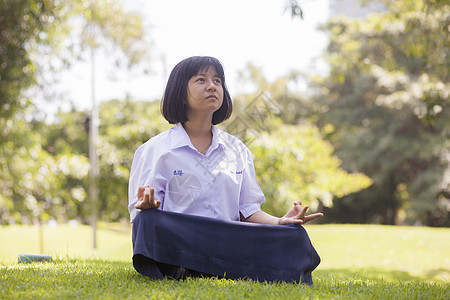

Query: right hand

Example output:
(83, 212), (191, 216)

(134, 186), (161, 210)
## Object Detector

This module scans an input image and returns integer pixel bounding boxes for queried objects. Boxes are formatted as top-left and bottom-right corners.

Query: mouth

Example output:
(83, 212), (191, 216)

(206, 95), (217, 100)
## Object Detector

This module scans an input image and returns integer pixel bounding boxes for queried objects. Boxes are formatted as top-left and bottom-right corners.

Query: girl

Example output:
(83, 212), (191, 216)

(129, 56), (322, 283)
(129, 56), (322, 225)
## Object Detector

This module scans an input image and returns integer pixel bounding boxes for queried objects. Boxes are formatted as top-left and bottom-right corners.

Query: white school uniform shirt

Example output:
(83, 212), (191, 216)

(128, 123), (265, 222)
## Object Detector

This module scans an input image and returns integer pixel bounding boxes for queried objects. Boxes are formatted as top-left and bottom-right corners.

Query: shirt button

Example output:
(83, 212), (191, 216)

(208, 204), (212, 208)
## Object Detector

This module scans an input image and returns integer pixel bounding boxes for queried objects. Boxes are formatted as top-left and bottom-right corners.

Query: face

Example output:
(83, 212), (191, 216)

(185, 66), (224, 120)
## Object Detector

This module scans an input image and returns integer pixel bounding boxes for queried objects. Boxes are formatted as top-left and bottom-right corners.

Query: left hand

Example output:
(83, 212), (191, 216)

(278, 200), (323, 225)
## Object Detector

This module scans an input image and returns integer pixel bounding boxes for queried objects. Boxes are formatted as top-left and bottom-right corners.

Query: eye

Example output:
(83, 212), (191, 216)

(196, 77), (205, 82)
(214, 78), (222, 84)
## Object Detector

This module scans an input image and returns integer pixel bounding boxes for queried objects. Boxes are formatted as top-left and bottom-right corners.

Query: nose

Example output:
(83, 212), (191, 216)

(206, 79), (216, 91)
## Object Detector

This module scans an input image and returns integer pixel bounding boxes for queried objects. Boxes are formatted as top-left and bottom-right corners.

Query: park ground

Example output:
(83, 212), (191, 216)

(0, 223), (449, 299)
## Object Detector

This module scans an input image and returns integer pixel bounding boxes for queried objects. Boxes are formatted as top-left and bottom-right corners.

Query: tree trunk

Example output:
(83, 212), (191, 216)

(385, 175), (398, 225)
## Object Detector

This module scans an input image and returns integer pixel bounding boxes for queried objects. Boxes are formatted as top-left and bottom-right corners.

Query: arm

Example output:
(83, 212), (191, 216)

(241, 201), (323, 225)
(240, 210), (280, 225)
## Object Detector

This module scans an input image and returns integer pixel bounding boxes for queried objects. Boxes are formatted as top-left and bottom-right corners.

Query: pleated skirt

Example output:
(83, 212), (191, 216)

(132, 209), (320, 285)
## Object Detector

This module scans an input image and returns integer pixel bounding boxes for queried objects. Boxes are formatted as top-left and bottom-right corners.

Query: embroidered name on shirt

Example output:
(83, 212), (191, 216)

(173, 170), (183, 176)
(230, 170), (243, 174)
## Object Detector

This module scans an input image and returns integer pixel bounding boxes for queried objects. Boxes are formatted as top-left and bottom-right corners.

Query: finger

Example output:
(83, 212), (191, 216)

(149, 188), (156, 207)
(148, 188), (162, 209)
(144, 187), (151, 203)
(138, 186), (145, 199)
(293, 202), (303, 214)
(134, 200), (143, 209)
(279, 217), (303, 225)
(298, 205), (309, 219)
(138, 185), (150, 199)
(289, 219), (304, 225)
(304, 212), (324, 223)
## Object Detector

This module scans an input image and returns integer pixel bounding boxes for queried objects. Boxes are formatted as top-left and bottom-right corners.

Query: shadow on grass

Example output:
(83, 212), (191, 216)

(51, 259), (449, 285)
(315, 268), (449, 284)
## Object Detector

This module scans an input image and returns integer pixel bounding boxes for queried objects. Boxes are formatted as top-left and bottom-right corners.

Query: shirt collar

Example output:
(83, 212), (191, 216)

(170, 123), (228, 154)
(170, 123), (192, 150)
(214, 126), (230, 151)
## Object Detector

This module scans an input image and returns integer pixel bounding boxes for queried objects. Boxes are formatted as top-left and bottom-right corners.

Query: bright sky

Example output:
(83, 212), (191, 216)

(58, 0), (330, 111)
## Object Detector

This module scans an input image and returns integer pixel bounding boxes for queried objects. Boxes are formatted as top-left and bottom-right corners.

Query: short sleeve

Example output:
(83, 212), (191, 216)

(238, 148), (265, 218)
(128, 144), (166, 222)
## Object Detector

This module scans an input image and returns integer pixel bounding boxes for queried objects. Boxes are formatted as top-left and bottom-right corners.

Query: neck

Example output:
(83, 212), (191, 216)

(182, 119), (212, 138)
(182, 120), (213, 155)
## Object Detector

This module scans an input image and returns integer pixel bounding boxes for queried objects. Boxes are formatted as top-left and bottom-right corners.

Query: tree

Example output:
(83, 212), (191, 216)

(0, 0), (148, 124)
(95, 99), (169, 221)
(0, 0), (149, 224)
(222, 67), (372, 219)
(0, 98), (170, 224)
(0, 0), (68, 120)
(0, 106), (90, 224)
(310, 0), (449, 225)
(250, 124), (372, 218)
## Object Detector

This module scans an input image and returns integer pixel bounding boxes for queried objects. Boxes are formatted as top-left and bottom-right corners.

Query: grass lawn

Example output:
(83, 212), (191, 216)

(1, 223), (449, 299)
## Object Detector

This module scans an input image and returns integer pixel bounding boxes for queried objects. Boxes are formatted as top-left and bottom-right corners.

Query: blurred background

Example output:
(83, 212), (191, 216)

(0, 0), (448, 236)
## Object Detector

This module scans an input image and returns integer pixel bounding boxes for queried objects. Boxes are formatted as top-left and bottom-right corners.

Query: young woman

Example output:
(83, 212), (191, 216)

(129, 56), (322, 283)
(129, 56), (322, 225)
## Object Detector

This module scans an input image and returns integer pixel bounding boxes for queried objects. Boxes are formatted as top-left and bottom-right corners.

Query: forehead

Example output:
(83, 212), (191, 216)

(196, 66), (219, 76)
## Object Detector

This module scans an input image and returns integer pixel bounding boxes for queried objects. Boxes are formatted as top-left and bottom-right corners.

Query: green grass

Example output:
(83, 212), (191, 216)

(1, 260), (448, 299)
(308, 224), (450, 283)
(0, 222), (132, 263)
(1, 223), (449, 299)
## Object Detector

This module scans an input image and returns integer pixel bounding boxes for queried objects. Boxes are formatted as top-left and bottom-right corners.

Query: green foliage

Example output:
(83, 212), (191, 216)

(1, 92), (369, 224)
(2, 0), (448, 227)
(38, 99), (170, 223)
(1, 0), (147, 121)
(0, 98), (170, 224)
(310, 0), (449, 225)
(0, 106), (84, 223)
(0, 106), (90, 224)
(228, 67), (372, 218)
(95, 99), (170, 221)
(0, 0), (149, 224)
(0, 0), (70, 120)
(250, 125), (372, 217)
(71, 0), (149, 65)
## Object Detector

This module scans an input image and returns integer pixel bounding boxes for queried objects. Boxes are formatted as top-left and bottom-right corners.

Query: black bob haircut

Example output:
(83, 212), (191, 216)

(161, 56), (233, 125)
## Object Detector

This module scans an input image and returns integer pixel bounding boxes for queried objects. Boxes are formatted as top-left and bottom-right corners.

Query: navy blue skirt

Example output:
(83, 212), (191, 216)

(132, 209), (320, 285)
